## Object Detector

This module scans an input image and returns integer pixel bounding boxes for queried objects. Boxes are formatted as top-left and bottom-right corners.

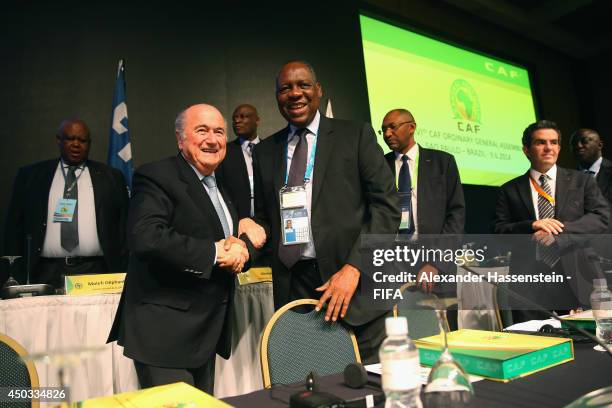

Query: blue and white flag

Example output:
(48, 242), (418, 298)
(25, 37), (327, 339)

(108, 59), (133, 192)
(325, 98), (334, 118)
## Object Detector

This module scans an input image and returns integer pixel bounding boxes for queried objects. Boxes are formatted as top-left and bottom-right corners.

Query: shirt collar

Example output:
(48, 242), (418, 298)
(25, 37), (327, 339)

(59, 158), (86, 170)
(530, 164), (557, 182)
(394, 143), (419, 162)
(239, 135), (260, 147)
(288, 110), (321, 139)
(182, 153), (215, 182)
(580, 156), (603, 175)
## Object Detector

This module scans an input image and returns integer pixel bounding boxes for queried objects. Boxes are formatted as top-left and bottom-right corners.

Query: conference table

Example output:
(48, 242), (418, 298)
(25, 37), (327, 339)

(223, 343), (612, 407)
(0, 281), (274, 402)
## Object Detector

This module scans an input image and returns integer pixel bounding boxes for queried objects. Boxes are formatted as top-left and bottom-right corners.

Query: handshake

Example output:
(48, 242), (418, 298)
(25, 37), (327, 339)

(215, 218), (267, 273)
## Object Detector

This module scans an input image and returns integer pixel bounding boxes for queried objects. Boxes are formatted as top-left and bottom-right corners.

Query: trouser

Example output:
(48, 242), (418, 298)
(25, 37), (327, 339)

(36, 256), (107, 288)
(134, 357), (216, 395)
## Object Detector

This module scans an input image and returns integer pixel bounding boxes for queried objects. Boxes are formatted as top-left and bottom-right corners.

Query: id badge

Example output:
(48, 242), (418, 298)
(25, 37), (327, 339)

(280, 185), (311, 245)
(397, 192), (412, 230)
(53, 198), (77, 222)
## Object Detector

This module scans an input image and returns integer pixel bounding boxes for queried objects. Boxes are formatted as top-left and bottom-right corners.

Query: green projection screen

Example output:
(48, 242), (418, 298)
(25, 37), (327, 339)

(359, 14), (537, 186)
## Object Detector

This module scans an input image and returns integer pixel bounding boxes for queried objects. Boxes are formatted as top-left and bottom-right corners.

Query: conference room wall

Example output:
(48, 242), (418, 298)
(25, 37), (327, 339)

(0, 1), (598, 258)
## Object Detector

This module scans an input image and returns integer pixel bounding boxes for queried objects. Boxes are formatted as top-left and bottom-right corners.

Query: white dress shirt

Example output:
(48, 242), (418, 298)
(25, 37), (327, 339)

(42, 161), (103, 257)
(239, 135), (261, 216)
(394, 144), (419, 234)
(286, 110), (321, 259)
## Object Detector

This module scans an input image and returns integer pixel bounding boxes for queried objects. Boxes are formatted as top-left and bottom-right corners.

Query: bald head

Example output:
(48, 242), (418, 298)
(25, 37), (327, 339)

(176, 104), (227, 176)
(381, 109), (417, 154)
(232, 104), (260, 141)
(56, 119), (91, 165)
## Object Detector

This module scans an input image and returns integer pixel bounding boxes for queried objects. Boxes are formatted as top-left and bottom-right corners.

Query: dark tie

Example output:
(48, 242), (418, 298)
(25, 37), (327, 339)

(278, 128), (308, 269)
(61, 166), (79, 252)
(537, 174), (559, 267)
(398, 155), (415, 235)
(203, 175), (230, 238)
(247, 142), (254, 156)
(584, 169), (596, 177)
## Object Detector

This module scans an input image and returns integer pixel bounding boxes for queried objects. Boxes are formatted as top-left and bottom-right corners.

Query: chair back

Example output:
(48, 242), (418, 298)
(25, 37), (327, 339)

(0, 333), (40, 408)
(394, 285), (448, 340)
(260, 299), (361, 388)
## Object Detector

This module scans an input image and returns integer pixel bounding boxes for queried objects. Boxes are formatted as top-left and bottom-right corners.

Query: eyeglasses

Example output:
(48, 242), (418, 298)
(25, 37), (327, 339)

(378, 121), (414, 135)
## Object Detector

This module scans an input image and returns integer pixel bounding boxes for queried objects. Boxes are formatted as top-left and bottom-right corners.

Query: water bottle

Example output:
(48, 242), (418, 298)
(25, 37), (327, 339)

(379, 317), (423, 408)
(590, 278), (612, 349)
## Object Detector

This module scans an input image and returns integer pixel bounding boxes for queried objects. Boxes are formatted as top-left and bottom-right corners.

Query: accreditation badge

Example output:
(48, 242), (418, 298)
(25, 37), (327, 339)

(53, 198), (77, 222)
(280, 185), (311, 246)
(397, 191), (412, 230)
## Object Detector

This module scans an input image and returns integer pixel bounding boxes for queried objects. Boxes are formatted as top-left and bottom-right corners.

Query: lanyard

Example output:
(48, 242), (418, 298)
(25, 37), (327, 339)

(396, 149), (419, 189)
(60, 162), (85, 194)
(284, 130), (318, 185)
(529, 175), (555, 205)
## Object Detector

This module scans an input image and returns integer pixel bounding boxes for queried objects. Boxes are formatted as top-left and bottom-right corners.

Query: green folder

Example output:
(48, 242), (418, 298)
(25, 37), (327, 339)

(415, 329), (574, 382)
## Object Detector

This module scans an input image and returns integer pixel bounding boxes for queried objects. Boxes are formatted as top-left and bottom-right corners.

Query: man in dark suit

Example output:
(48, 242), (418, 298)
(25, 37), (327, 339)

(248, 61), (400, 362)
(3, 119), (128, 288)
(494, 120), (609, 322)
(381, 108), (465, 292)
(216, 104), (260, 219)
(108, 104), (249, 393)
(571, 128), (612, 218)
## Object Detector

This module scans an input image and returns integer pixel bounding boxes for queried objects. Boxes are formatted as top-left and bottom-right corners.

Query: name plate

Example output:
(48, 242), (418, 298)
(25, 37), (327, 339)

(237, 267), (272, 285)
(64, 273), (126, 296)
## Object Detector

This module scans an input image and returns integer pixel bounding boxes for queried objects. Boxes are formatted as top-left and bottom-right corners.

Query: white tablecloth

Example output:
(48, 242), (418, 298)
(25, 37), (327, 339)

(0, 282), (274, 401)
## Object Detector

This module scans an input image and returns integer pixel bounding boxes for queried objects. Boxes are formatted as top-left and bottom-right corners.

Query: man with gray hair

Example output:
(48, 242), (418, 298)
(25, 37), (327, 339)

(4, 118), (128, 288)
(109, 103), (249, 393)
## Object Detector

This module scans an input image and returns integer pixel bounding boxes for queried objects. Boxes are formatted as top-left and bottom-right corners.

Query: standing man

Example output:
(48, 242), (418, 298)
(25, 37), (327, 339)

(250, 61), (400, 362)
(4, 119), (128, 288)
(108, 104), (249, 394)
(381, 108), (465, 292)
(494, 120), (609, 322)
(216, 104), (261, 219)
(571, 128), (612, 211)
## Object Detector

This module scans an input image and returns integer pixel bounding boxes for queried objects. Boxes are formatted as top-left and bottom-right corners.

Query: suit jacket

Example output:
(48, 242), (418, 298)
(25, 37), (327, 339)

(252, 116), (400, 326)
(384, 146), (465, 234)
(108, 154), (239, 368)
(216, 139), (252, 219)
(494, 167), (609, 303)
(3, 159), (129, 282)
(596, 158), (612, 233)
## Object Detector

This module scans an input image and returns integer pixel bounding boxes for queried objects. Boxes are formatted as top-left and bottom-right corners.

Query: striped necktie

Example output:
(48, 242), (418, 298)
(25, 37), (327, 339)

(203, 175), (230, 238)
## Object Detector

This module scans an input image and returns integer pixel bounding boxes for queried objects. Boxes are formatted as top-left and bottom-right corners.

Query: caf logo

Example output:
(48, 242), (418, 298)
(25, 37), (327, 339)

(450, 79), (481, 124)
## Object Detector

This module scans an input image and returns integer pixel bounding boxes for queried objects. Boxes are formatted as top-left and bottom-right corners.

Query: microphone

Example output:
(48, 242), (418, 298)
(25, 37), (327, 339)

(461, 264), (612, 357)
(342, 363), (385, 408)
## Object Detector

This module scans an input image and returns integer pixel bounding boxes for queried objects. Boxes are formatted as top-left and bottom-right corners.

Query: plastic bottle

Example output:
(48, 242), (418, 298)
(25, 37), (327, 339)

(379, 317), (423, 408)
(590, 278), (612, 349)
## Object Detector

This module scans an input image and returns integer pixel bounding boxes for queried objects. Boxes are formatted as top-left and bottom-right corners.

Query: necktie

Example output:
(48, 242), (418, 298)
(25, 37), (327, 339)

(61, 166), (79, 252)
(537, 174), (559, 267)
(584, 169), (596, 177)
(278, 128), (308, 269)
(398, 155), (415, 235)
(247, 142), (254, 156)
(203, 175), (230, 238)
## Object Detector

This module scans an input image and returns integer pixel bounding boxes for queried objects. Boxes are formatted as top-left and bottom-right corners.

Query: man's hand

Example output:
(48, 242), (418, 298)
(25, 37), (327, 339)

(416, 263), (438, 293)
(216, 238), (249, 273)
(532, 218), (564, 235)
(238, 218), (266, 249)
(315, 264), (360, 322)
(533, 230), (556, 246)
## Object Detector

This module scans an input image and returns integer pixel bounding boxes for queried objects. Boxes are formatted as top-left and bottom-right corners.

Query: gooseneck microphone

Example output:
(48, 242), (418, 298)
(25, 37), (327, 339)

(461, 264), (612, 358)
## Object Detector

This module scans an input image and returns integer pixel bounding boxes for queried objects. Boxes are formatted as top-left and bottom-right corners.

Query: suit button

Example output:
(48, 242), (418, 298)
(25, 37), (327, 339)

(37, 248), (41, 252)
(42, 222), (46, 226)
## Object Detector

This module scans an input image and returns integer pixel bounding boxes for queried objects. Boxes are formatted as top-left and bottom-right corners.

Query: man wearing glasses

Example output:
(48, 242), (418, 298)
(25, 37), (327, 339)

(381, 109), (465, 292)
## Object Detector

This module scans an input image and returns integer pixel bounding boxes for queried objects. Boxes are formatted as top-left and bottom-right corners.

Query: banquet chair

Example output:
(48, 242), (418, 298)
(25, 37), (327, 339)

(260, 299), (361, 388)
(0, 333), (40, 408)
(394, 283), (449, 340)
